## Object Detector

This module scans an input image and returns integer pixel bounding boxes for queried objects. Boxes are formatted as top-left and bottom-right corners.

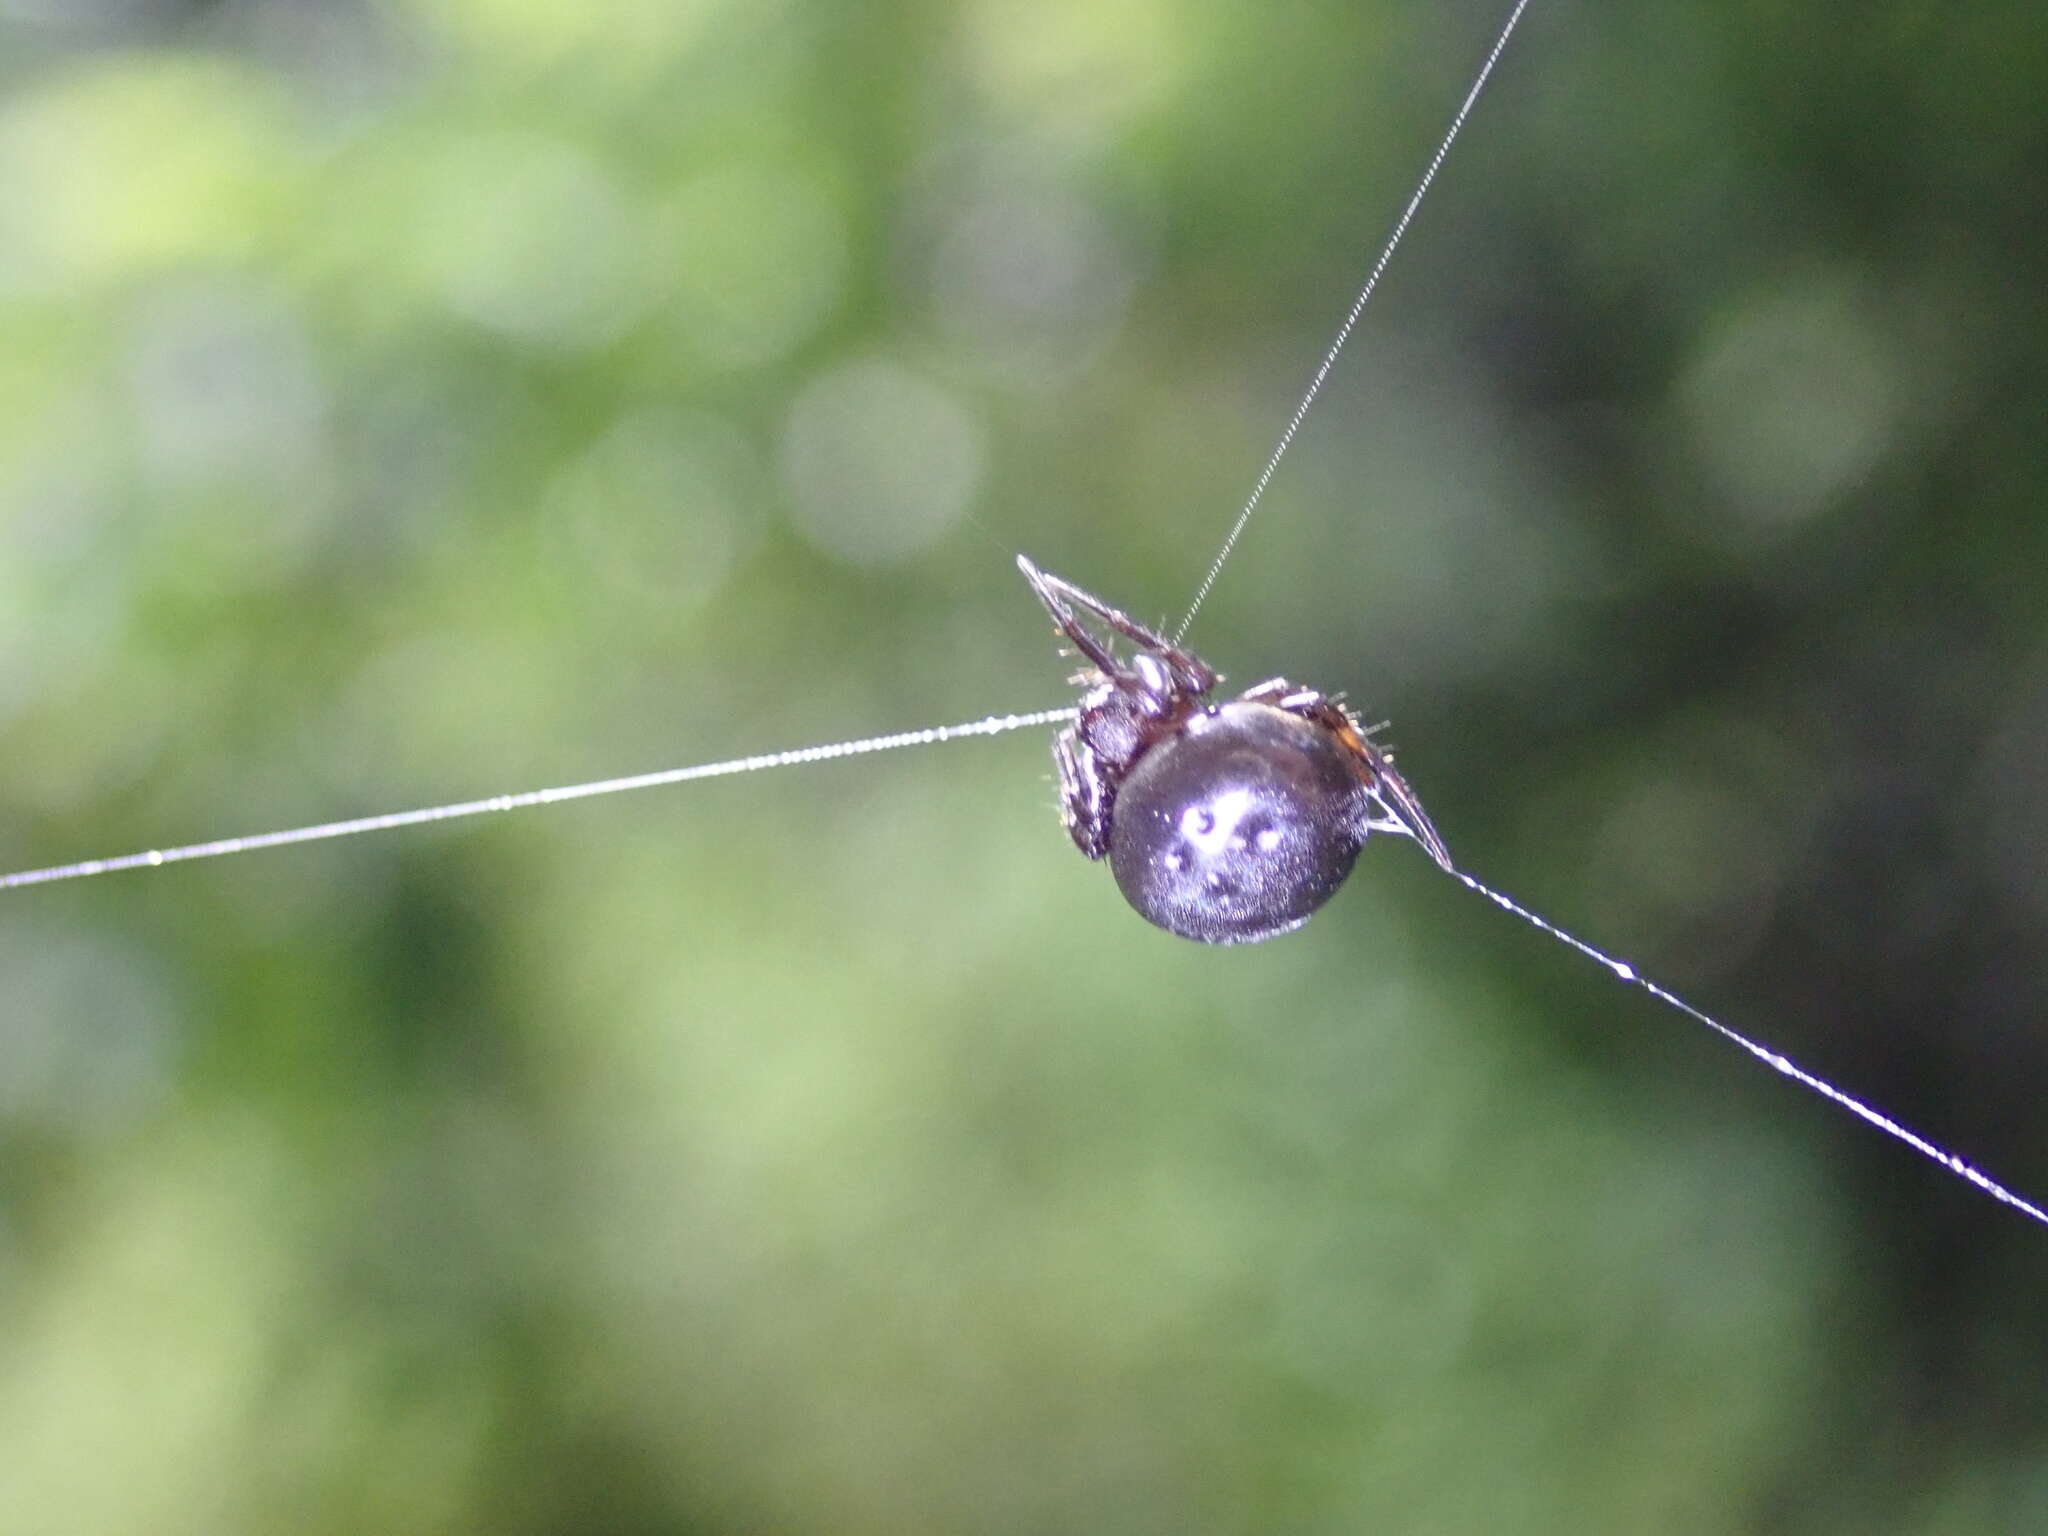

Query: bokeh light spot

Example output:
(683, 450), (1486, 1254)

(1677, 273), (1908, 542)
(779, 358), (984, 568)
(0, 924), (178, 1134)
(0, 57), (288, 296)
(657, 161), (850, 372)
(550, 409), (759, 611)
(411, 132), (649, 349)
(920, 163), (1145, 385)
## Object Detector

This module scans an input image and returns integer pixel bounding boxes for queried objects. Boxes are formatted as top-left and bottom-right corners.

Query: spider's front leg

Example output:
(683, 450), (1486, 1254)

(1018, 555), (1218, 700)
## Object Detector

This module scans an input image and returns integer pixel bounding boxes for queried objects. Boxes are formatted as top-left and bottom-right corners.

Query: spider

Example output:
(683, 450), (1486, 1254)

(1017, 555), (1453, 944)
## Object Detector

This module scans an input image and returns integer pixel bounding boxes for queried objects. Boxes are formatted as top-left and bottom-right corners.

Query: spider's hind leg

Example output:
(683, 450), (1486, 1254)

(1250, 679), (1456, 874)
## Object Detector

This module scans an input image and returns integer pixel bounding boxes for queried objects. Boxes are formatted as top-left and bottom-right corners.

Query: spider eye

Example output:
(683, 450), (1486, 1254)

(1107, 703), (1366, 944)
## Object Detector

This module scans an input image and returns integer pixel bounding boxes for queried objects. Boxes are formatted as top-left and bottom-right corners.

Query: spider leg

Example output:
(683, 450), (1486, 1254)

(1018, 555), (1127, 682)
(1017, 556), (1217, 697)
(1238, 677), (1322, 712)
(1263, 685), (1455, 872)
(1359, 758), (1454, 871)
(1052, 728), (1112, 859)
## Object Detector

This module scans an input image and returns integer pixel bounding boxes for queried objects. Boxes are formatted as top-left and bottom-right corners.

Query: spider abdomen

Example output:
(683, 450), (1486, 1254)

(1108, 702), (1366, 944)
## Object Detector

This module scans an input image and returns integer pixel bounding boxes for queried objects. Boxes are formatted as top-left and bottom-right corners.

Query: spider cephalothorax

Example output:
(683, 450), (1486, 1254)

(1018, 555), (1451, 944)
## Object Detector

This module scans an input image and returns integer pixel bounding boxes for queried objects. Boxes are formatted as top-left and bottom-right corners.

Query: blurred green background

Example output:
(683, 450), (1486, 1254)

(4, 0), (2048, 1531)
